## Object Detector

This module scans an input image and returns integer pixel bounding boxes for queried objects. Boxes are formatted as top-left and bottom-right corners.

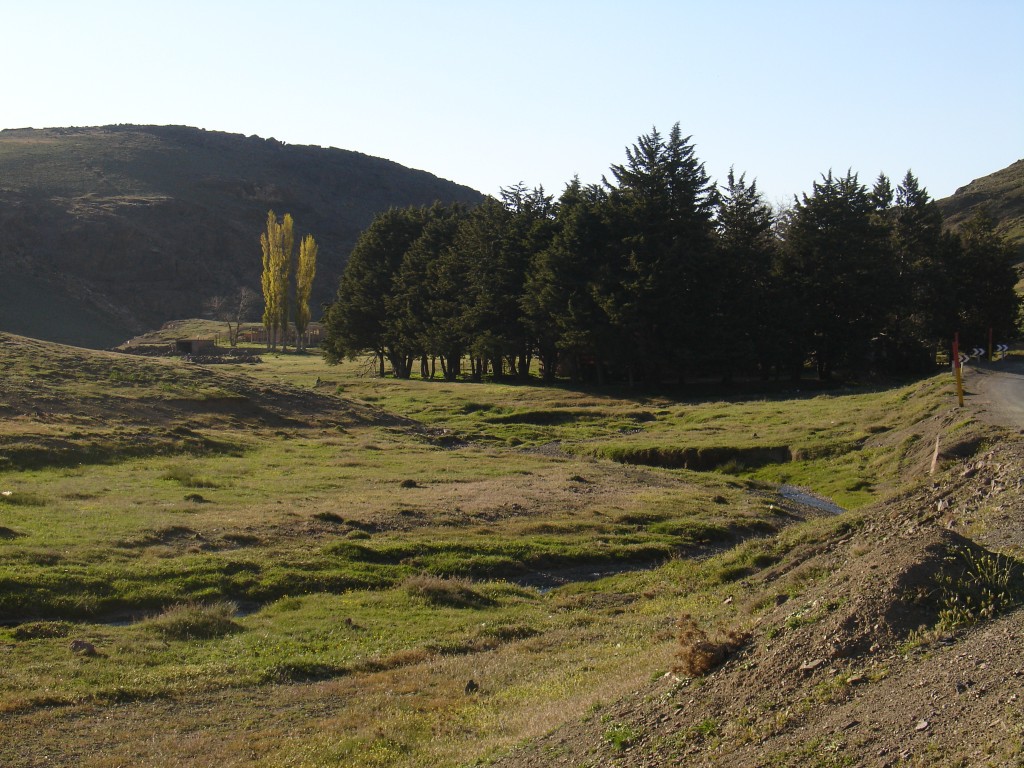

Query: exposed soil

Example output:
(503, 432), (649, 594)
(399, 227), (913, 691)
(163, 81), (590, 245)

(488, 427), (1024, 766)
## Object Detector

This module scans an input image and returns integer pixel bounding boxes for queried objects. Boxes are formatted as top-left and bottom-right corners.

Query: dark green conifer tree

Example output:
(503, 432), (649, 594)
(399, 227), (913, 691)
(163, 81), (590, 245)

(321, 206), (430, 376)
(776, 171), (893, 379)
(599, 124), (716, 383)
(710, 169), (778, 381)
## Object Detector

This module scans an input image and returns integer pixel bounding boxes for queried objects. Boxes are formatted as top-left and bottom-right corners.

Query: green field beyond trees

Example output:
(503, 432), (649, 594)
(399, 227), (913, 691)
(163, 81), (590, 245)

(0, 332), (986, 766)
(323, 126), (1018, 385)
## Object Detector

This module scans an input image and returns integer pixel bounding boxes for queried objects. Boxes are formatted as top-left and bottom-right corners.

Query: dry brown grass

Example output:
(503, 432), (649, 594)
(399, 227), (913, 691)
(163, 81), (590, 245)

(673, 614), (749, 677)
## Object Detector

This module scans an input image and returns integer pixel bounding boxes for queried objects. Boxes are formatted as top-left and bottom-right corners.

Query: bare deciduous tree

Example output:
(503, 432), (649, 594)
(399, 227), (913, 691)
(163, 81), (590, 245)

(204, 287), (260, 346)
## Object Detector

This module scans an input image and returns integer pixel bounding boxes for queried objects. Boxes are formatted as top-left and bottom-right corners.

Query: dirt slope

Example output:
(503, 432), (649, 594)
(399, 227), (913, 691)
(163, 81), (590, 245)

(490, 427), (1024, 766)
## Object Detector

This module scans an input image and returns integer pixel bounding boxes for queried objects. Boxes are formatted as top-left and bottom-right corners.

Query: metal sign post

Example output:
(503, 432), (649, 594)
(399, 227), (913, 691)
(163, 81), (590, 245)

(952, 333), (965, 407)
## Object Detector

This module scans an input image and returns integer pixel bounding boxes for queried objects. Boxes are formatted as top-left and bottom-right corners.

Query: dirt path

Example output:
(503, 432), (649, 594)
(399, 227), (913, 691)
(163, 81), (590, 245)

(964, 358), (1024, 430)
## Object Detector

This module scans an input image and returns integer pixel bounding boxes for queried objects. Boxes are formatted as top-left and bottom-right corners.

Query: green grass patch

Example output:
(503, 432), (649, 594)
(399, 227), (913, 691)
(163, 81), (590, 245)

(0, 343), (973, 767)
(143, 601), (242, 640)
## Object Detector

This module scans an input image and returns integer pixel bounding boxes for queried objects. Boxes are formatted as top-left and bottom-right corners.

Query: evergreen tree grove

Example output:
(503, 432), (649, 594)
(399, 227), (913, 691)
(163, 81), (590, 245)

(321, 128), (1020, 384)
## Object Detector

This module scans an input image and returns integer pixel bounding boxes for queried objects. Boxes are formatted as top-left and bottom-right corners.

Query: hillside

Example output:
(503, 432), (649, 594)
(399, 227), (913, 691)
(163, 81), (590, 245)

(938, 158), (1024, 262)
(0, 125), (483, 348)
(0, 332), (405, 471)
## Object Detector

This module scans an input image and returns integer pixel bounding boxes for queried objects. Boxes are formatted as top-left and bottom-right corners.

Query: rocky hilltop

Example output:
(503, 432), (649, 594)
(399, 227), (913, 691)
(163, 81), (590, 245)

(0, 125), (483, 347)
(938, 158), (1024, 263)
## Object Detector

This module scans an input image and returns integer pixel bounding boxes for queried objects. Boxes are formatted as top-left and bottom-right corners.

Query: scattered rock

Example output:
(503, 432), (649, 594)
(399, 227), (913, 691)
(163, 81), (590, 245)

(799, 659), (824, 674)
(915, 719), (930, 732)
(70, 639), (97, 656)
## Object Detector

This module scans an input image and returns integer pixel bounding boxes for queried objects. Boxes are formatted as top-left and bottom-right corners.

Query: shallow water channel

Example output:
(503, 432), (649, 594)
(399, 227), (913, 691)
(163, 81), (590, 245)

(777, 484), (847, 515)
(520, 483), (847, 592)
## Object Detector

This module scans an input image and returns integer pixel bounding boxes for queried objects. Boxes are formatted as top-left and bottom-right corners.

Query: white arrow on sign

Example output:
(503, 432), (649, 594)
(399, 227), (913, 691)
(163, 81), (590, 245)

(997, 344), (1009, 353)
(971, 348), (985, 358)
(959, 353), (970, 365)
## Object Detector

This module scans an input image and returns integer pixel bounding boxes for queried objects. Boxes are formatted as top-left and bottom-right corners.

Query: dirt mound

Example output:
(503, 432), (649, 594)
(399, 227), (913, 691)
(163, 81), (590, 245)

(751, 528), (986, 665)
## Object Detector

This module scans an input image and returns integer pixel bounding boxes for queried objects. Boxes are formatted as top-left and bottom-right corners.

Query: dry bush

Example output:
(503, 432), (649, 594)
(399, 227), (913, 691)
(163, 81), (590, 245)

(674, 613), (749, 677)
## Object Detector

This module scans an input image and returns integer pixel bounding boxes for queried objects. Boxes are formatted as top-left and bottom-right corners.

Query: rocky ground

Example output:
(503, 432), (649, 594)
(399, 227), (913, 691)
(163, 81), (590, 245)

(490, 373), (1024, 767)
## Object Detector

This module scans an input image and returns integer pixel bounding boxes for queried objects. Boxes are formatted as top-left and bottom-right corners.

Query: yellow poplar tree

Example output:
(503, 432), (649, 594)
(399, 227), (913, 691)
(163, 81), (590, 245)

(277, 213), (295, 349)
(259, 211), (294, 350)
(260, 211), (280, 349)
(295, 234), (318, 350)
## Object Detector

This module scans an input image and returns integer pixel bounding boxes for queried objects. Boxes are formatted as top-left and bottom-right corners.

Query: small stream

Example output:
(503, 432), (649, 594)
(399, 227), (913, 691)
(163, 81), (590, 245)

(777, 484), (846, 515)
(521, 485), (847, 592)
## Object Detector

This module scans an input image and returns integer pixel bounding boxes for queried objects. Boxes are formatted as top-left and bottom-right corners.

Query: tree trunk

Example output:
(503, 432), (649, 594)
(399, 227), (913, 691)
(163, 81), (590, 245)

(518, 352), (532, 381)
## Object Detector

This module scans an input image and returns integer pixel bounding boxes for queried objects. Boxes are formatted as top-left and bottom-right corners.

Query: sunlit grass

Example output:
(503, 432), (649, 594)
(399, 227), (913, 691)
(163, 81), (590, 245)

(0, 335), (973, 766)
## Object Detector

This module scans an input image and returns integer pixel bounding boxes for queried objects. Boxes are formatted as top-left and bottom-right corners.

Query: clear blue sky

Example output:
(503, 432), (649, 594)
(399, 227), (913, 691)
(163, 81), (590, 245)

(4, 0), (1021, 206)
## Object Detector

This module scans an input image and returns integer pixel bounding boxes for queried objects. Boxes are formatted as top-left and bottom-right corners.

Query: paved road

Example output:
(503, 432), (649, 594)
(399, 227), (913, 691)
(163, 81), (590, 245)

(965, 358), (1024, 431)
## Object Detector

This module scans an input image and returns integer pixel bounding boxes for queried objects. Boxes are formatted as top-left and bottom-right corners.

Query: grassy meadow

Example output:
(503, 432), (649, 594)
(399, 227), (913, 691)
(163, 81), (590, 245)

(0, 331), (970, 766)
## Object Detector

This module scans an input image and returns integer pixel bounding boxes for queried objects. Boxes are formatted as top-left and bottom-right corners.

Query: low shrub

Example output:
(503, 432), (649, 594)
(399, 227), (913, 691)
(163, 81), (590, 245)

(160, 466), (219, 488)
(603, 723), (641, 752)
(937, 548), (1024, 631)
(0, 491), (47, 506)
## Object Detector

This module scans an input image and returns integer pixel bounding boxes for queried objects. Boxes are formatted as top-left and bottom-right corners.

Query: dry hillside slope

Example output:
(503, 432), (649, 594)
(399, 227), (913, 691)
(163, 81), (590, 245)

(939, 158), (1024, 263)
(0, 332), (413, 470)
(0, 125), (483, 347)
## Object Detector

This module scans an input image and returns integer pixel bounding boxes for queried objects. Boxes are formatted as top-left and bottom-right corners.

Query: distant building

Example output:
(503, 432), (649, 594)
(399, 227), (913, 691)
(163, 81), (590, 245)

(175, 339), (216, 355)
